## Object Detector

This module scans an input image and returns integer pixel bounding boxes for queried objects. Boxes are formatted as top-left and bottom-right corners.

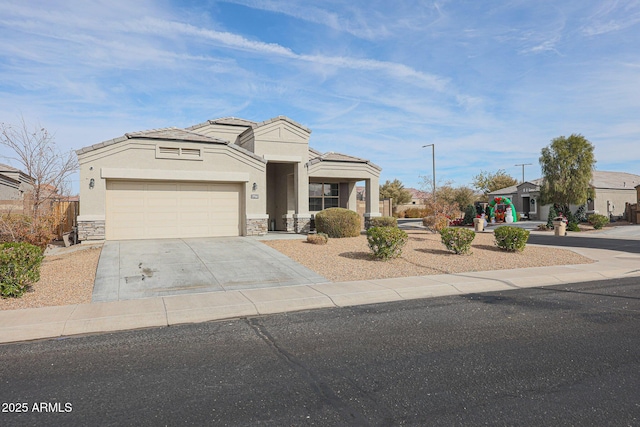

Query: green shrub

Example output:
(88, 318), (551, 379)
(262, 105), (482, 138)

(440, 227), (475, 254)
(494, 226), (530, 252)
(423, 215), (449, 233)
(306, 232), (328, 245)
(567, 222), (580, 232)
(370, 216), (398, 228)
(463, 205), (476, 225)
(0, 242), (44, 298)
(366, 226), (408, 260)
(314, 208), (361, 238)
(588, 213), (609, 230)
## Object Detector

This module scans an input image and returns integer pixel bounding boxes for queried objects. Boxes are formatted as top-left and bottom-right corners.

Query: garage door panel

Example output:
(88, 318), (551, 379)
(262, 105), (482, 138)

(147, 182), (178, 191)
(108, 181), (144, 191)
(147, 212), (179, 221)
(106, 180), (241, 240)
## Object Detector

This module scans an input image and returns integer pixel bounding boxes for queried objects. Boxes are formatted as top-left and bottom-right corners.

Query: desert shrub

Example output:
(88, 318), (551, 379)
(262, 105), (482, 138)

(588, 213), (609, 230)
(536, 224), (550, 231)
(494, 226), (530, 252)
(306, 232), (328, 245)
(314, 208), (361, 238)
(403, 208), (428, 218)
(567, 222), (580, 232)
(0, 213), (56, 249)
(366, 226), (408, 260)
(370, 216), (398, 228)
(440, 227), (475, 254)
(0, 242), (44, 298)
(463, 204), (476, 225)
(392, 211), (404, 219)
(422, 215), (449, 233)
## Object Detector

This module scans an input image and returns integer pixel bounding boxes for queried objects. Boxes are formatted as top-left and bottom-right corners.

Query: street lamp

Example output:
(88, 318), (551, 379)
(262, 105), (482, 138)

(422, 144), (435, 200)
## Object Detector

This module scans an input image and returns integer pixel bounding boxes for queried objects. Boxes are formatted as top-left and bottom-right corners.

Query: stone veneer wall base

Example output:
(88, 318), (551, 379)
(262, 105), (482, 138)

(246, 218), (268, 236)
(294, 217), (311, 234)
(78, 220), (105, 241)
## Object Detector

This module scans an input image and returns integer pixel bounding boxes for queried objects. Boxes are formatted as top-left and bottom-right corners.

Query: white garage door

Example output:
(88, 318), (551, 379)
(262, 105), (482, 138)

(106, 180), (241, 240)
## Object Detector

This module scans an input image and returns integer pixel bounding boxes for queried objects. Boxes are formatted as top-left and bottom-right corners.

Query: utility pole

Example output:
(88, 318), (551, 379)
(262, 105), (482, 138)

(422, 144), (436, 200)
(515, 163), (532, 183)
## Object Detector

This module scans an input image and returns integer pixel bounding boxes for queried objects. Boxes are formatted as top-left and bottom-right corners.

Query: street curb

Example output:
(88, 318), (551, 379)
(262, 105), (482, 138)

(2, 250), (639, 344)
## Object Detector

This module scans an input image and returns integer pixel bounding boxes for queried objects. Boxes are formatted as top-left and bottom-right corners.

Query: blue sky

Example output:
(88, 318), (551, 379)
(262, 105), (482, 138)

(1, 0), (639, 193)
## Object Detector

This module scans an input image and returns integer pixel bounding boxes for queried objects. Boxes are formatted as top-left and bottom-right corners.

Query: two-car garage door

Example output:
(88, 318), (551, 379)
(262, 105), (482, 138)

(106, 180), (241, 240)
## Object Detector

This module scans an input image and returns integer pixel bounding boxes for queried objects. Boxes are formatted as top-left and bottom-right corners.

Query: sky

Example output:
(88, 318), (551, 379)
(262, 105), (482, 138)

(1, 0), (639, 194)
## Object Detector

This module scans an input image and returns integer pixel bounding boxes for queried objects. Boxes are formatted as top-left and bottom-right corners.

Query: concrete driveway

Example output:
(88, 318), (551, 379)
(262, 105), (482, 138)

(92, 237), (328, 302)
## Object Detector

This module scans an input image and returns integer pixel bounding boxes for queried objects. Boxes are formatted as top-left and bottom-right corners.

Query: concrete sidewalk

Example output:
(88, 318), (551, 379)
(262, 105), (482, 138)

(2, 245), (639, 344)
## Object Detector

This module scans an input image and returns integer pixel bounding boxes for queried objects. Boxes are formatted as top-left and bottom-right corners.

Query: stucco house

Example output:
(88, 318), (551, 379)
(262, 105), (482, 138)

(76, 116), (382, 241)
(489, 171), (640, 220)
(0, 163), (34, 212)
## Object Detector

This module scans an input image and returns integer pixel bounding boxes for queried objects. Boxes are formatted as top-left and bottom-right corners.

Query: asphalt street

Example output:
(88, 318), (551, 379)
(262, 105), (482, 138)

(1, 277), (639, 426)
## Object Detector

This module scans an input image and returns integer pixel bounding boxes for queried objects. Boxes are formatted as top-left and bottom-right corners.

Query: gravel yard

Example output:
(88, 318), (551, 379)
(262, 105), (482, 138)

(0, 244), (102, 311)
(1, 229), (595, 310)
(263, 230), (594, 282)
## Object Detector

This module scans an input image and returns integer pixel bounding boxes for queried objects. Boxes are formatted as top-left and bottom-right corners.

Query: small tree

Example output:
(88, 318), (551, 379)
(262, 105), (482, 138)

(0, 117), (78, 220)
(539, 134), (595, 213)
(473, 170), (519, 197)
(379, 179), (412, 207)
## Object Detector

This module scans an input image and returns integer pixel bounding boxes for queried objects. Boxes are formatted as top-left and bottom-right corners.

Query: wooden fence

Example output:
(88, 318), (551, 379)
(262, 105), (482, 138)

(52, 200), (79, 239)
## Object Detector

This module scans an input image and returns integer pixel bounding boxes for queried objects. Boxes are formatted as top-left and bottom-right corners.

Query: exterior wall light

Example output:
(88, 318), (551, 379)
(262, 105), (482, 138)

(252, 182), (258, 191)
(89, 178), (95, 189)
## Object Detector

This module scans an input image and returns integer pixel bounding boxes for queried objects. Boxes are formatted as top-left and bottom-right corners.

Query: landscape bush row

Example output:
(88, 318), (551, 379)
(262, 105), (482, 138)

(310, 208), (531, 260)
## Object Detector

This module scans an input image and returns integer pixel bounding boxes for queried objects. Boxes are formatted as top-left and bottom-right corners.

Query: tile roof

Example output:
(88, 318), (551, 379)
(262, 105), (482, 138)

(590, 171), (640, 189)
(210, 117), (257, 127)
(307, 150), (381, 171)
(489, 172), (640, 194)
(0, 172), (21, 186)
(125, 127), (228, 144)
(248, 115), (311, 134)
(76, 128), (229, 155)
(0, 163), (20, 172)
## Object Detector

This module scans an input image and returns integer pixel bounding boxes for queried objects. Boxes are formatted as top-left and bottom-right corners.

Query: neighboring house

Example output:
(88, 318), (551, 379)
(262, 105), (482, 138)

(76, 116), (382, 241)
(0, 163), (34, 213)
(488, 171), (640, 220)
(405, 188), (430, 205)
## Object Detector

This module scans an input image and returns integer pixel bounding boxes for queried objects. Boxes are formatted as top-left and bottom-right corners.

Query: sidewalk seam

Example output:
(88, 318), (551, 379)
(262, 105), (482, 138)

(238, 290), (263, 315)
(62, 304), (80, 337)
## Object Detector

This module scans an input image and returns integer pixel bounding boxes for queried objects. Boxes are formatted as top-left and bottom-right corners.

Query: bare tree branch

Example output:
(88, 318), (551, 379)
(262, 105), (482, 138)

(0, 116), (79, 219)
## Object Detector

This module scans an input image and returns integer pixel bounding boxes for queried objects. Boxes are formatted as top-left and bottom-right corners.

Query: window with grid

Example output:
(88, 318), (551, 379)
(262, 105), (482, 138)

(309, 183), (339, 211)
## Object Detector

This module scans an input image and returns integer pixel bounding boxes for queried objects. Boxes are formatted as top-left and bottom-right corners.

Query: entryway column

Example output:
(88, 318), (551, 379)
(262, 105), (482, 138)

(364, 177), (381, 229)
(294, 162), (311, 233)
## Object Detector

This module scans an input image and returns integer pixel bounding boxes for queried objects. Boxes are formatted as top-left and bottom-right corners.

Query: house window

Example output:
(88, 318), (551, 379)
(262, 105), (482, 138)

(309, 183), (339, 211)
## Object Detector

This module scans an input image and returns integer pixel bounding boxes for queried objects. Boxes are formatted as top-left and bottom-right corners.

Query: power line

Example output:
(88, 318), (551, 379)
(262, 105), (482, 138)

(515, 163), (532, 183)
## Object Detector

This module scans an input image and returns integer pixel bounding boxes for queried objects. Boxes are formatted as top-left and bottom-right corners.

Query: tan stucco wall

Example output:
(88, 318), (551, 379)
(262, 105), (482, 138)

(77, 138), (267, 220)
(593, 188), (637, 218)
